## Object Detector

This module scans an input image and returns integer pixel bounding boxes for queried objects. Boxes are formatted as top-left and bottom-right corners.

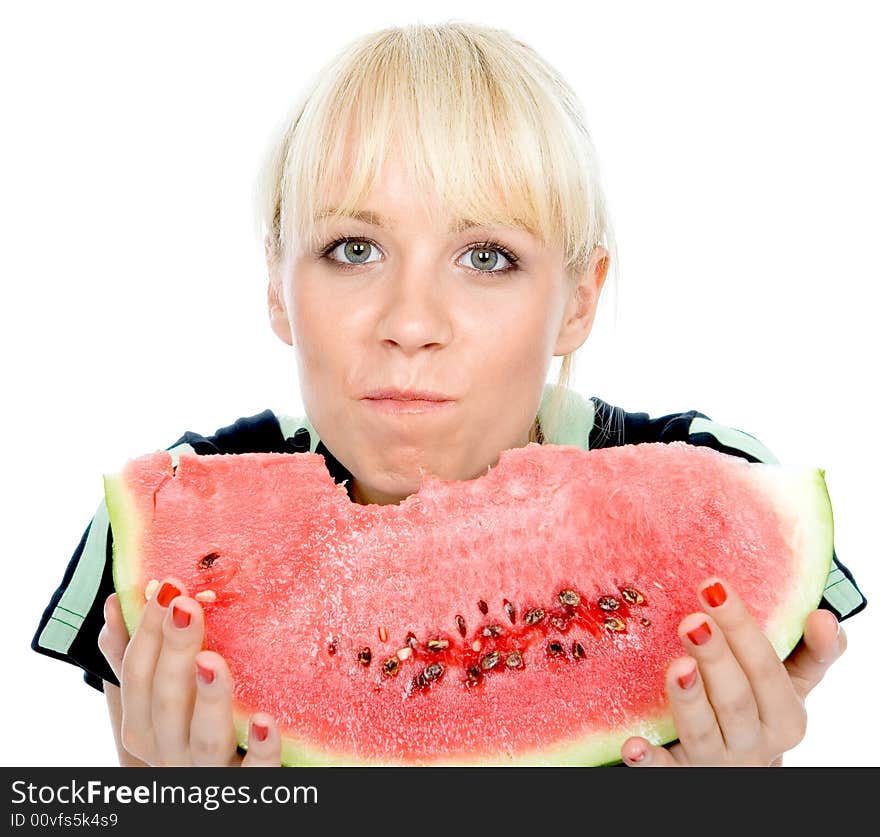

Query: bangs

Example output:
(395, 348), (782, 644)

(260, 22), (610, 275)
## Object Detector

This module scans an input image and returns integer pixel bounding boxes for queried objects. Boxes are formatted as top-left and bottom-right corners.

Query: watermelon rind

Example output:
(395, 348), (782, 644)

(105, 470), (152, 639)
(229, 711), (678, 767)
(751, 465), (834, 661)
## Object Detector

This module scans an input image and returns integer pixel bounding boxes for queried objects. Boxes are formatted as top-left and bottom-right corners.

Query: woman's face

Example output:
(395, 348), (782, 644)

(267, 152), (608, 506)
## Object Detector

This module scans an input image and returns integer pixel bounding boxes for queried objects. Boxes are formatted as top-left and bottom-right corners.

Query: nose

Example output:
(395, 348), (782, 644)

(376, 257), (453, 352)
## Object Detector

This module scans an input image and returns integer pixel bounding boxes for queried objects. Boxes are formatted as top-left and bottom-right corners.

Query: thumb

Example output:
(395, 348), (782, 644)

(620, 736), (680, 767)
(784, 609), (846, 700)
(97, 593), (130, 681)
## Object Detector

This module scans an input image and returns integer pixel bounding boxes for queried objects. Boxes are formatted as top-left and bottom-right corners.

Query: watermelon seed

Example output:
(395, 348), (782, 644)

(559, 589), (580, 607)
(478, 600), (489, 615)
(505, 650), (524, 669)
(547, 640), (565, 656)
(472, 639), (483, 652)
(424, 662), (444, 682)
(466, 665), (482, 686)
(397, 646), (413, 661)
(195, 590), (216, 603)
(621, 587), (645, 605)
(358, 647), (372, 666)
(427, 638), (450, 652)
(198, 552), (220, 570)
(406, 632), (419, 650)
(640, 617), (652, 627)
(524, 608), (545, 626)
(482, 625), (502, 638)
(456, 615), (467, 637)
(378, 626), (388, 643)
(504, 599), (516, 623)
(604, 616), (626, 632)
(598, 596), (620, 611)
(572, 641), (585, 659)
(144, 579), (160, 601)
(480, 651), (501, 671)
(327, 638), (338, 656)
(382, 656), (401, 677)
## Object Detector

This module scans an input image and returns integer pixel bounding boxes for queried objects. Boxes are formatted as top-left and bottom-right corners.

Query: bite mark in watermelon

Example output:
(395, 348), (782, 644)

(104, 441), (833, 766)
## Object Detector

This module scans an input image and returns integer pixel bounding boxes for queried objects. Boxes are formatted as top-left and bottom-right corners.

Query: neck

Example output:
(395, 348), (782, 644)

(350, 478), (411, 507)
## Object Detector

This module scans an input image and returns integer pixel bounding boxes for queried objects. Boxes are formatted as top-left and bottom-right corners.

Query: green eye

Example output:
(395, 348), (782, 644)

(459, 240), (519, 274)
(464, 247), (503, 271)
(327, 239), (379, 265)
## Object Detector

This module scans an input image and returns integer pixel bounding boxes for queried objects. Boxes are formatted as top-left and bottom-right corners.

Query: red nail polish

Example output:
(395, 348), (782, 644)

(157, 582), (182, 608)
(196, 663), (215, 685)
(686, 621), (712, 646)
(252, 722), (269, 743)
(702, 581), (727, 608)
(627, 748), (645, 763)
(677, 666), (698, 690)
(172, 604), (191, 629)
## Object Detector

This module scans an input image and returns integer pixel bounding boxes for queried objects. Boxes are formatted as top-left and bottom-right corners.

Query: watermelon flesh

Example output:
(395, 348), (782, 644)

(105, 441), (833, 766)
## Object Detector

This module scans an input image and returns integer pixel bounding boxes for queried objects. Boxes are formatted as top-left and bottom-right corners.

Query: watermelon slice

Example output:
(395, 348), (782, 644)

(104, 441), (833, 766)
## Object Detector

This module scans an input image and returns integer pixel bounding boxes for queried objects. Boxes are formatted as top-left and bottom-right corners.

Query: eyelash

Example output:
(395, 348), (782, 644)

(316, 236), (520, 275)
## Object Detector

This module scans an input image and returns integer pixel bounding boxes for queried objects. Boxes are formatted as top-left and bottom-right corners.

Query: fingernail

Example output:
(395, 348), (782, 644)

(627, 747), (645, 763)
(196, 662), (215, 685)
(252, 722), (269, 743)
(157, 582), (182, 608)
(172, 604), (191, 629)
(686, 621), (712, 646)
(677, 665), (698, 690)
(701, 581), (727, 608)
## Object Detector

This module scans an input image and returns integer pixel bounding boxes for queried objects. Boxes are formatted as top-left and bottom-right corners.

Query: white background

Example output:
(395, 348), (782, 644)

(2, 0), (877, 767)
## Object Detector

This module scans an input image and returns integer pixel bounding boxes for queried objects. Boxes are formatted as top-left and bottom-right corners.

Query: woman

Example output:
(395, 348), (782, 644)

(36, 21), (859, 767)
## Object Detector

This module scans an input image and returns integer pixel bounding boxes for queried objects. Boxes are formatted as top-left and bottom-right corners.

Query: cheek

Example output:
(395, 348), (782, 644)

(475, 292), (560, 367)
(289, 277), (332, 353)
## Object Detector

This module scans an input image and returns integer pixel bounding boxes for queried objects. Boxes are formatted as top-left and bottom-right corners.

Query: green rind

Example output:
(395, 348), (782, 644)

(231, 712), (678, 767)
(104, 470), (148, 638)
(755, 465), (834, 660)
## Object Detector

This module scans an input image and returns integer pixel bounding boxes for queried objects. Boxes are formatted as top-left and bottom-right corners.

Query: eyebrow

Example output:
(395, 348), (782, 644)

(315, 208), (500, 234)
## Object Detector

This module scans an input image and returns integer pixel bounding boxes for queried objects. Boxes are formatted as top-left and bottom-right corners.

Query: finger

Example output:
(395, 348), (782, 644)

(621, 735), (680, 767)
(663, 655), (725, 764)
(189, 651), (239, 767)
(696, 578), (802, 733)
(785, 609), (846, 699)
(120, 578), (186, 759)
(98, 594), (129, 681)
(151, 594), (205, 765)
(241, 714), (282, 767)
(679, 610), (761, 755)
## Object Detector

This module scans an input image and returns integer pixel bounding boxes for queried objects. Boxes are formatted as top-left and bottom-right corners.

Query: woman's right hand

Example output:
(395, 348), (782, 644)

(98, 580), (281, 766)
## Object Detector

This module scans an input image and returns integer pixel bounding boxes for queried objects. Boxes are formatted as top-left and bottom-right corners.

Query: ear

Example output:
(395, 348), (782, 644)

(553, 246), (610, 356)
(266, 236), (293, 346)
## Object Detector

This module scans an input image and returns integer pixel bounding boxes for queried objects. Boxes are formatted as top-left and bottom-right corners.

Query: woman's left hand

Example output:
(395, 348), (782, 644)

(620, 577), (847, 767)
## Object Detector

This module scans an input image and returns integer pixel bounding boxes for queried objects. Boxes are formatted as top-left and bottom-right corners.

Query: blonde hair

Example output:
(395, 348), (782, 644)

(255, 20), (618, 444)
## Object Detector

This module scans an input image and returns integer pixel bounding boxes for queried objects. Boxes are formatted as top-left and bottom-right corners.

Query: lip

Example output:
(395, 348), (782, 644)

(362, 398), (455, 416)
(361, 388), (453, 401)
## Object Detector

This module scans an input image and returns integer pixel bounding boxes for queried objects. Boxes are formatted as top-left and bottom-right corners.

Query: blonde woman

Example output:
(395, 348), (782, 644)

(34, 21), (864, 767)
